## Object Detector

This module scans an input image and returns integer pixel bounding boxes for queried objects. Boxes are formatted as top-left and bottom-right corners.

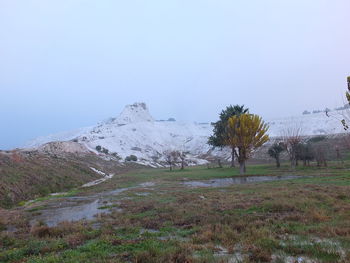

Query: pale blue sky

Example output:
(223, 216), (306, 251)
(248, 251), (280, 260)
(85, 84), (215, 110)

(1, 0), (349, 149)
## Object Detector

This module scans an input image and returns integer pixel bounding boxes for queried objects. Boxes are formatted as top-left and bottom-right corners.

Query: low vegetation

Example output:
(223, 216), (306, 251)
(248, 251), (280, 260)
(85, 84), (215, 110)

(1, 160), (349, 262)
(125, 155), (138, 162)
(0, 151), (129, 208)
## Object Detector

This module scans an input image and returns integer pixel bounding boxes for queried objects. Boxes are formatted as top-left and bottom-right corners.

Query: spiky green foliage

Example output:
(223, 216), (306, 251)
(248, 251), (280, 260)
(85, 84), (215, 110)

(227, 114), (269, 174)
(208, 105), (248, 147)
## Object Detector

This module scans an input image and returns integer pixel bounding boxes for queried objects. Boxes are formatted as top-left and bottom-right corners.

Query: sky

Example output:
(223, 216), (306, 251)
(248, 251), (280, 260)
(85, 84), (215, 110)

(0, 0), (350, 150)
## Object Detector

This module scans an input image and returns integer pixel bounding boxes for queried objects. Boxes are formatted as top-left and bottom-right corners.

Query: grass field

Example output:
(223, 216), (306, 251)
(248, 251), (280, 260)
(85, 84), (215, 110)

(1, 162), (349, 262)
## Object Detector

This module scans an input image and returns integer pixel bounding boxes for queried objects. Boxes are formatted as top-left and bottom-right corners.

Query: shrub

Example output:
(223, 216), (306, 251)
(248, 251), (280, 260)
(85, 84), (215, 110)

(125, 155), (138, 162)
(101, 148), (109, 154)
(95, 145), (102, 152)
(66, 232), (87, 247)
(30, 225), (51, 238)
(111, 152), (122, 160)
(95, 146), (109, 154)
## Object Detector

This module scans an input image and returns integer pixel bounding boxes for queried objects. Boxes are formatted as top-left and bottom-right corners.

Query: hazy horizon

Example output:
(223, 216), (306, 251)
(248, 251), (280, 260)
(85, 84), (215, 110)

(1, 1), (350, 150)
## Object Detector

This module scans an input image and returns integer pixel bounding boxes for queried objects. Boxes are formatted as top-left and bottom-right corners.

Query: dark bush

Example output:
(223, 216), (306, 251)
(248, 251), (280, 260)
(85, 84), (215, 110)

(125, 155), (138, 162)
(111, 152), (122, 160)
(101, 148), (109, 154)
(95, 145), (102, 152)
(96, 146), (109, 154)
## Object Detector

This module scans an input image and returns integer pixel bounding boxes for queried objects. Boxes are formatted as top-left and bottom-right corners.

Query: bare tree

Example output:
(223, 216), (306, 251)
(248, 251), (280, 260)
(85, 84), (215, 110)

(164, 150), (180, 171)
(282, 125), (303, 169)
(314, 144), (327, 167)
(179, 151), (188, 170)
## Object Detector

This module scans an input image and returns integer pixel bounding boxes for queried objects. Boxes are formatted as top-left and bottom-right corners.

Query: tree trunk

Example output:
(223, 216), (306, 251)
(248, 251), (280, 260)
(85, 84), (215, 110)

(239, 161), (245, 175)
(169, 164), (172, 171)
(181, 160), (184, 170)
(276, 156), (280, 168)
(218, 159), (222, 168)
(230, 147), (235, 167)
(291, 158), (296, 169)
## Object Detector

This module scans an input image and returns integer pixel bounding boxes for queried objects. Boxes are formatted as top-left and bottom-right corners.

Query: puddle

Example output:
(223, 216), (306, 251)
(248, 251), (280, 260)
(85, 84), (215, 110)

(140, 228), (160, 234)
(135, 192), (150, 196)
(139, 182), (155, 187)
(31, 200), (106, 227)
(50, 192), (68, 196)
(107, 187), (133, 196)
(5, 225), (18, 233)
(184, 175), (308, 188)
(29, 182), (156, 227)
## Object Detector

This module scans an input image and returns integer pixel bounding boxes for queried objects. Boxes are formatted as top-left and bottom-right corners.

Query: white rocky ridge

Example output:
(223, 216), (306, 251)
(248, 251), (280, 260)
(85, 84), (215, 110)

(25, 102), (346, 166)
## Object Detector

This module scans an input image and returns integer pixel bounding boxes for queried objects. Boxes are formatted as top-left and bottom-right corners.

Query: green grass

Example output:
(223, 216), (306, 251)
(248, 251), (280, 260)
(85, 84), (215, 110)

(1, 161), (350, 262)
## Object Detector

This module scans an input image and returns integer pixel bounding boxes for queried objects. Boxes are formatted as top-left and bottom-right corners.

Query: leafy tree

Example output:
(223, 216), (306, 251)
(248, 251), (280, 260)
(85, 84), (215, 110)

(296, 143), (314, 166)
(268, 142), (285, 168)
(227, 114), (269, 175)
(208, 105), (248, 167)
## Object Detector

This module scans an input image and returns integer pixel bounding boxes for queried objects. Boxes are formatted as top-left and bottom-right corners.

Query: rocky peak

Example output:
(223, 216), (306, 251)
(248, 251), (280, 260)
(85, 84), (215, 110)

(114, 102), (154, 125)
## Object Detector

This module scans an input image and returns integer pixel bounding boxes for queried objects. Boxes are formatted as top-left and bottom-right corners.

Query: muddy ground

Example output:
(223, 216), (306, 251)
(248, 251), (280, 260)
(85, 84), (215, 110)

(1, 162), (350, 262)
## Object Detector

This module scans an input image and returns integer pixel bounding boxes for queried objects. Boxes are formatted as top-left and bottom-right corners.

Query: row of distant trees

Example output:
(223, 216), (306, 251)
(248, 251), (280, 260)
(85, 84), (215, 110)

(268, 76), (350, 168)
(163, 150), (187, 171)
(268, 134), (331, 169)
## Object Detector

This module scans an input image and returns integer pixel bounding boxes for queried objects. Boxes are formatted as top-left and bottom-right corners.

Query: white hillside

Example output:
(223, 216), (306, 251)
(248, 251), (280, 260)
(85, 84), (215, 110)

(25, 127), (92, 149)
(267, 112), (345, 137)
(25, 103), (346, 165)
(106, 102), (154, 125)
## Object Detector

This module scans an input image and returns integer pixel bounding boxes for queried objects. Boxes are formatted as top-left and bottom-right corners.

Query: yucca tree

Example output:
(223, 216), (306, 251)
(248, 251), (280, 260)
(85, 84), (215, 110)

(227, 114), (269, 175)
(208, 105), (248, 167)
